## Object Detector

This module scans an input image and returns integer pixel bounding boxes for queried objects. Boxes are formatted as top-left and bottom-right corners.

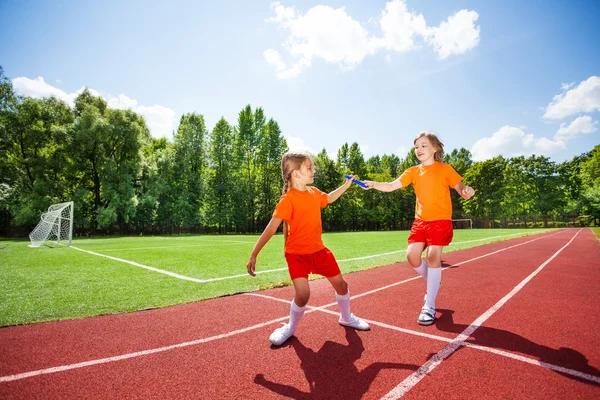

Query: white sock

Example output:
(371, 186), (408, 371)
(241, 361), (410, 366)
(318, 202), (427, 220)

(425, 267), (441, 309)
(336, 291), (351, 321)
(289, 299), (306, 331)
(414, 260), (428, 280)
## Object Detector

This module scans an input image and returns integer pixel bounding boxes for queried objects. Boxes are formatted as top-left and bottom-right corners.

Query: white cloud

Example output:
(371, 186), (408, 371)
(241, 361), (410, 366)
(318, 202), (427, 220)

(471, 126), (566, 161)
(11, 77), (177, 140)
(286, 135), (314, 153)
(425, 10), (480, 60)
(264, 2), (378, 79)
(543, 76), (600, 119)
(264, 1), (480, 78)
(377, 0), (427, 53)
(12, 76), (78, 105)
(555, 115), (598, 141)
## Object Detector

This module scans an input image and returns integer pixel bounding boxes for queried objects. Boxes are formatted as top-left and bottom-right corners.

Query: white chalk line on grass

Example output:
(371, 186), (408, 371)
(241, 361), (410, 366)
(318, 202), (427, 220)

(247, 292), (600, 385)
(381, 229), (584, 399)
(70, 246), (209, 283)
(2, 229), (589, 385)
(86, 241), (253, 252)
(71, 231), (555, 284)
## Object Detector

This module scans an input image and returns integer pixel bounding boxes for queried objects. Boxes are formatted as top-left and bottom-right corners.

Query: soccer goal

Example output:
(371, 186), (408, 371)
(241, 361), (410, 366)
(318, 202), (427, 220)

(29, 201), (74, 248)
(452, 218), (473, 229)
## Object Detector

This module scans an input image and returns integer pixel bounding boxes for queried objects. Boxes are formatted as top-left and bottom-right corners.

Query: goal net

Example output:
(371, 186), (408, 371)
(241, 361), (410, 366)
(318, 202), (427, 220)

(29, 201), (74, 248)
(452, 218), (473, 229)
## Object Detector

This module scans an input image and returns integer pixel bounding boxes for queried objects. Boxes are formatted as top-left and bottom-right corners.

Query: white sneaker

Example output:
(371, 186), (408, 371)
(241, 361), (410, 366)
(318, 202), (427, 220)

(339, 313), (370, 330)
(269, 323), (294, 346)
(418, 306), (436, 326)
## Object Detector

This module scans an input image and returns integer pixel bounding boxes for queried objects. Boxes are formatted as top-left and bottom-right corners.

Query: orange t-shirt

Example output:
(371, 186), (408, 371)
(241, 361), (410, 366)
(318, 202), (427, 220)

(399, 162), (462, 221)
(273, 186), (328, 254)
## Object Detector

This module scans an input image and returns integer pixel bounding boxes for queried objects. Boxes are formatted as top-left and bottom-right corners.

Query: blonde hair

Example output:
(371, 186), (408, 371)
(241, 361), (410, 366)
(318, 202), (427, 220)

(280, 150), (312, 245)
(414, 132), (444, 162)
(280, 150), (312, 194)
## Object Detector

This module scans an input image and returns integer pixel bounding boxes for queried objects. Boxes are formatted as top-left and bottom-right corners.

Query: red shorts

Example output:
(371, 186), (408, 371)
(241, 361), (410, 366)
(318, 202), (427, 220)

(408, 219), (453, 247)
(285, 247), (341, 280)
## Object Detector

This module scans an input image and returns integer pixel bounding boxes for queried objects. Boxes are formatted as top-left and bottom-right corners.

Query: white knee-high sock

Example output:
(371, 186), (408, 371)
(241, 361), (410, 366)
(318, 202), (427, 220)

(414, 260), (428, 280)
(289, 299), (306, 331)
(336, 291), (351, 321)
(425, 267), (441, 309)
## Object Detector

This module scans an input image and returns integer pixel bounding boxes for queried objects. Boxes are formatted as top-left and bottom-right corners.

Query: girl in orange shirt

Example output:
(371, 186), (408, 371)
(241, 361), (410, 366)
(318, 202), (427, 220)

(247, 151), (370, 346)
(364, 132), (475, 326)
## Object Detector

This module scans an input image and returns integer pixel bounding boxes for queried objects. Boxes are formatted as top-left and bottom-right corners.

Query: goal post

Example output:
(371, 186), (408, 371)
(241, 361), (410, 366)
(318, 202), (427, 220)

(452, 218), (473, 229)
(29, 201), (74, 248)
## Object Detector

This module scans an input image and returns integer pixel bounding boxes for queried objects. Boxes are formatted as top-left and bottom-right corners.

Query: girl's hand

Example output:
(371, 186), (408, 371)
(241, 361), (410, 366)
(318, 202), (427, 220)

(344, 174), (355, 186)
(247, 256), (257, 277)
(462, 186), (475, 199)
(362, 180), (375, 190)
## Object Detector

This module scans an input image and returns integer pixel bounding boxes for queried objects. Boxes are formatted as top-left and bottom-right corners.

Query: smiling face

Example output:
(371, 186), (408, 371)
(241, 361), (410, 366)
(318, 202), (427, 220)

(414, 136), (437, 165)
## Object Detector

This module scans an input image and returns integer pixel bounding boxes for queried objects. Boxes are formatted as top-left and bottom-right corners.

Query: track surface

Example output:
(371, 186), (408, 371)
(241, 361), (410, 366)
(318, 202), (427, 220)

(1, 229), (599, 399)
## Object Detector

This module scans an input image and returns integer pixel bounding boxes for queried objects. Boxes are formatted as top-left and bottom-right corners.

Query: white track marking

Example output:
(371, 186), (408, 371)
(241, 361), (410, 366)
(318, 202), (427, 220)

(71, 247), (209, 283)
(0, 315), (288, 383)
(249, 292), (600, 386)
(380, 229), (583, 399)
(71, 231), (557, 283)
(86, 241), (252, 252)
(3, 230), (594, 386)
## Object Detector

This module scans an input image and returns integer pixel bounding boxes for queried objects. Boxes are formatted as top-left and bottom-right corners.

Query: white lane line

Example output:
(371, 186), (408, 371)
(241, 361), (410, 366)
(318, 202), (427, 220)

(71, 246), (209, 283)
(336, 231), (548, 262)
(0, 315), (287, 383)
(0, 230), (576, 385)
(72, 231), (558, 284)
(86, 241), (253, 252)
(380, 229), (583, 399)
(248, 288), (600, 385)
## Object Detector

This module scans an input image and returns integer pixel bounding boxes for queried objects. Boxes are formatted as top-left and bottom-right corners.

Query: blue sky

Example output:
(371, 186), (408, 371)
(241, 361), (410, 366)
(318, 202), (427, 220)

(1, 0), (599, 163)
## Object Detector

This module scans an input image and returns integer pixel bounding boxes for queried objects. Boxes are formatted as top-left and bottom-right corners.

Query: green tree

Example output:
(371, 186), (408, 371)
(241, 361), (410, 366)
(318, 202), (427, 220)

(5, 96), (73, 225)
(205, 117), (235, 232)
(171, 113), (208, 229)
(256, 119), (287, 227)
(462, 157), (506, 226)
(581, 145), (600, 224)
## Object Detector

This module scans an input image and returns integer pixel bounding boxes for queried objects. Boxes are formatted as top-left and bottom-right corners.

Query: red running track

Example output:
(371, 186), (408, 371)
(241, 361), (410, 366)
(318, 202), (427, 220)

(1, 229), (599, 399)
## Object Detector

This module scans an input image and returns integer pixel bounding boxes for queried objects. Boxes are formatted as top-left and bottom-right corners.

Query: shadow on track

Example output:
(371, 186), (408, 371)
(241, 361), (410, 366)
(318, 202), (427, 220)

(434, 309), (600, 386)
(254, 327), (419, 399)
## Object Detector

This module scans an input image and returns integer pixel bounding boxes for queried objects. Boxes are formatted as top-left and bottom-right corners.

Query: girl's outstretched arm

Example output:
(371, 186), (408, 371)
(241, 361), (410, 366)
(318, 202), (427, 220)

(247, 217), (283, 277)
(454, 182), (475, 200)
(327, 175), (354, 204)
(363, 178), (403, 192)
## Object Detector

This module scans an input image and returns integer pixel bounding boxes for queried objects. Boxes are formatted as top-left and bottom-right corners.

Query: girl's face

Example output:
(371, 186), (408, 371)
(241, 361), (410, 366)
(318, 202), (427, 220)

(414, 136), (436, 164)
(295, 159), (315, 184)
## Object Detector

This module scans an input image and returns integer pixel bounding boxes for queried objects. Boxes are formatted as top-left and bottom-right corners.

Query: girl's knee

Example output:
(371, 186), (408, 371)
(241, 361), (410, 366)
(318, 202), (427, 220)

(294, 294), (310, 307)
(407, 252), (422, 267)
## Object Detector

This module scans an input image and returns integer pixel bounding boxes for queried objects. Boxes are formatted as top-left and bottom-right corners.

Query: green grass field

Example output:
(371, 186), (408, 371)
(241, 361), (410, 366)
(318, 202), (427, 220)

(0, 229), (551, 327)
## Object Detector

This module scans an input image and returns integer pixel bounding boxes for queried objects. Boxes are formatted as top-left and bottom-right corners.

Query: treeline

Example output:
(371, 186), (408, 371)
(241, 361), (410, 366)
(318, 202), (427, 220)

(1, 66), (598, 236)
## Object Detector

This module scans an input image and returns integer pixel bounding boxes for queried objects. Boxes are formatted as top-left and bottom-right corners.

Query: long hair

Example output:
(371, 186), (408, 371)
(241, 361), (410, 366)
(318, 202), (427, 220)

(280, 150), (312, 246)
(280, 150), (311, 194)
(414, 131), (444, 162)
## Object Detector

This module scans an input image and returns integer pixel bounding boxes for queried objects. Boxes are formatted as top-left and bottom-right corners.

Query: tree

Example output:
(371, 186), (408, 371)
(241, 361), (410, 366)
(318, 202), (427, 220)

(170, 113), (208, 229)
(231, 105), (262, 232)
(443, 148), (473, 218)
(205, 117), (235, 232)
(462, 157), (505, 226)
(580, 145), (600, 224)
(256, 119), (287, 227)
(6, 96), (73, 225)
